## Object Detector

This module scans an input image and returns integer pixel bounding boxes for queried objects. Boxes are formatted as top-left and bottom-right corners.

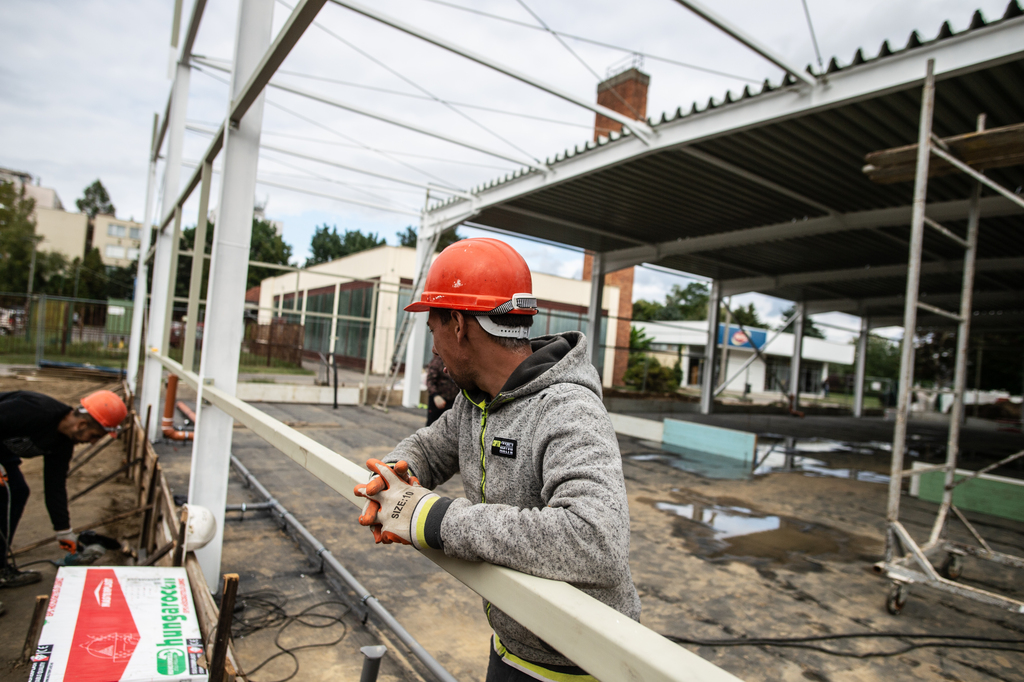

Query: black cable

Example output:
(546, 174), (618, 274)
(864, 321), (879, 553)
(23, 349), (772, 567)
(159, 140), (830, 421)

(231, 590), (352, 682)
(664, 631), (1024, 659)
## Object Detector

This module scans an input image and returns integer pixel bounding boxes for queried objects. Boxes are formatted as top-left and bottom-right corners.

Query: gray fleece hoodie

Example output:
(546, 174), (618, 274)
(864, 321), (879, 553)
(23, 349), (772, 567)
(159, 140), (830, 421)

(385, 331), (641, 668)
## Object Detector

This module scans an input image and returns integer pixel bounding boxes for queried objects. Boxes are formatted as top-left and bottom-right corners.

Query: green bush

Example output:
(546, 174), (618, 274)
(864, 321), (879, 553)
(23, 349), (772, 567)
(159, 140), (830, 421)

(623, 355), (679, 393)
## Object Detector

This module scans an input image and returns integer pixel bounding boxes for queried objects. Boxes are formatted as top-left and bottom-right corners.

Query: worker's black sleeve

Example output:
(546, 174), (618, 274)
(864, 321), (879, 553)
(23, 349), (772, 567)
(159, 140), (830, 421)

(43, 450), (72, 531)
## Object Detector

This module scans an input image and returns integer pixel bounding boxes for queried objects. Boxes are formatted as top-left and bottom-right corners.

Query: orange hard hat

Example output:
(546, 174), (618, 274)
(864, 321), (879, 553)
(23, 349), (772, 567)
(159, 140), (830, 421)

(404, 238), (538, 316)
(80, 390), (128, 435)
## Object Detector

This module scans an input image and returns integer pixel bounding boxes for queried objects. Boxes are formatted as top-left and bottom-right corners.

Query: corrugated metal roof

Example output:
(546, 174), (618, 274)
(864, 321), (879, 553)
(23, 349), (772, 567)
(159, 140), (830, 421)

(427, 1), (1024, 326)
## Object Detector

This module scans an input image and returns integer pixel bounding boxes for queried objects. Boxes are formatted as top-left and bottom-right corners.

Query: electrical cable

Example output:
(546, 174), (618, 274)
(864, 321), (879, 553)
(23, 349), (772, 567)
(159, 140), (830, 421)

(229, 590), (352, 682)
(413, 0), (763, 84)
(663, 631), (1024, 659)
(193, 64), (461, 190)
(282, 0), (545, 165)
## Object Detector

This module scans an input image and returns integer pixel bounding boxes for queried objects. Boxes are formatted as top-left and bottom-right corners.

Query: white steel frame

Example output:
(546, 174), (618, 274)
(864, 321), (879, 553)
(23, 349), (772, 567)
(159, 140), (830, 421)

(878, 59), (1024, 616)
(129, 1), (749, 677)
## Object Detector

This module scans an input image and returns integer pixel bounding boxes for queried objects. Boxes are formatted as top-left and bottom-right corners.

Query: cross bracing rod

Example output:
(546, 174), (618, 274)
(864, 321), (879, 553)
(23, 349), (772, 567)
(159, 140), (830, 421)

(256, 177), (423, 216)
(671, 0), (816, 86)
(721, 257), (1024, 296)
(150, 352), (742, 682)
(929, 144), (1024, 211)
(327, 0), (656, 143)
(600, 196), (1024, 273)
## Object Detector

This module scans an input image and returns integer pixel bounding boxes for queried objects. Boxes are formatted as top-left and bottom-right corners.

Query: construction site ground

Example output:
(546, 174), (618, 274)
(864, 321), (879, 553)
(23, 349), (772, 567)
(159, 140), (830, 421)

(2, 369), (1022, 681)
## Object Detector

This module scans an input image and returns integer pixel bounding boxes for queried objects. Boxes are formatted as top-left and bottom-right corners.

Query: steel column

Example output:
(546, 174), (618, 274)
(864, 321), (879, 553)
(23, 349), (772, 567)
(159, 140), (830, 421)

(161, 206), (183, 355)
(789, 302), (805, 410)
(128, 113), (160, 394)
(142, 62), (190, 441)
(853, 316), (869, 418)
(587, 253), (605, 371)
(929, 116), (984, 546)
(700, 279), (721, 414)
(189, 0), (274, 588)
(719, 297), (732, 390)
(401, 224), (433, 408)
(182, 161), (212, 373)
(886, 60), (935, 563)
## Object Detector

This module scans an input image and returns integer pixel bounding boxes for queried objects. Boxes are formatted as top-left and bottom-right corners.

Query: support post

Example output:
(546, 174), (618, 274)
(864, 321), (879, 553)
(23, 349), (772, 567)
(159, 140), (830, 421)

(700, 279), (721, 415)
(973, 343), (983, 417)
(587, 252), (605, 371)
(183, 161), (212, 372)
(789, 301), (806, 411)
(188, 0), (273, 587)
(886, 59), (935, 563)
(929, 114), (984, 546)
(161, 206), (183, 354)
(128, 113), (160, 394)
(719, 297), (732, 390)
(853, 316), (869, 418)
(361, 282), (378, 407)
(401, 224), (433, 408)
(142, 62), (190, 442)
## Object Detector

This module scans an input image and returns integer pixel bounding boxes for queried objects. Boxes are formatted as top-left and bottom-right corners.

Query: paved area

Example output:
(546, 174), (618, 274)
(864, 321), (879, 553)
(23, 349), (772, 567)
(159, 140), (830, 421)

(157, 384), (1024, 682)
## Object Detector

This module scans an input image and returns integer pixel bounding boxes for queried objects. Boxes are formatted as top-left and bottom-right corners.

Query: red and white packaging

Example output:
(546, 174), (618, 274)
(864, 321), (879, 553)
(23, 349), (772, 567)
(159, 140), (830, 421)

(28, 566), (208, 682)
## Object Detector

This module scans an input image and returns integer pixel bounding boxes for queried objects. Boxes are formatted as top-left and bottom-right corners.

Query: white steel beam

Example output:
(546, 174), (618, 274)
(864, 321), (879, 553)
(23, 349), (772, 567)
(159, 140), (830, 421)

(700, 279), (721, 414)
(601, 196), (1023, 273)
(182, 160), (212, 372)
(401, 221), (437, 408)
(128, 113), (159, 394)
(142, 62), (190, 441)
(721, 256), (1024, 297)
(153, 352), (743, 682)
(587, 253), (605, 371)
(672, 0), (816, 86)
(328, 0), (656, 143)
(805, 290), (1022, 315)
(189, 0), (275, 588)
(853, 316), (868, 418)
(423, 17), (1024, 233)
(789, 301), (805, 410)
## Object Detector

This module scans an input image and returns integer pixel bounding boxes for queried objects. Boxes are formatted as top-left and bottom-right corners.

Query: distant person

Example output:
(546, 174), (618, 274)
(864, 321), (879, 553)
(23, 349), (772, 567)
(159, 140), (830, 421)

(425, 354), (458, 427)
(0, 390), (127, 598)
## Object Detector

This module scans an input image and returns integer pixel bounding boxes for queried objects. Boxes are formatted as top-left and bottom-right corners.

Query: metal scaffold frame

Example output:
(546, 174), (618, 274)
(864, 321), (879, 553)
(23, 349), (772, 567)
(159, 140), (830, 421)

(878, 58), (1024, 617)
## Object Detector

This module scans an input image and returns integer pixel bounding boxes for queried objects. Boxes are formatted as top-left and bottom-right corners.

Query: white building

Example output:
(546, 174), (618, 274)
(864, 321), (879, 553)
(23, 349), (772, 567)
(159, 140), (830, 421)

(257, 245), (621, 386)
(635, 319), (855, 396)
(0, 167), (88, 263)
(93, 214), (143, 267)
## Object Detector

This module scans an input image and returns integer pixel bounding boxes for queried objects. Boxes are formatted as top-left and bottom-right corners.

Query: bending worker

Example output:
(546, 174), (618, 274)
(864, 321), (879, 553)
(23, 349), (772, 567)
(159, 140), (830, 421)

(355, 239), (640, 681)
(0, 389), (127, 590)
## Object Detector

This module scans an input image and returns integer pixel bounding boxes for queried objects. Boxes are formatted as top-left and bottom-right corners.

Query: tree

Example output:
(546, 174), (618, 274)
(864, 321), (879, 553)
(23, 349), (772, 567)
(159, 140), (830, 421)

(0, 181), (39, 293)
(632, 282), (709, 321)
(75, 180), (115, 218)
(306, 225), (384, 266)
(865, 335), (900, 380)
(779, 305), (825, 338)
(174, 217), (293, 296)
(396, 225), (463, 252)
(727, 302), (764, 329)
(623, 326), (677, 392)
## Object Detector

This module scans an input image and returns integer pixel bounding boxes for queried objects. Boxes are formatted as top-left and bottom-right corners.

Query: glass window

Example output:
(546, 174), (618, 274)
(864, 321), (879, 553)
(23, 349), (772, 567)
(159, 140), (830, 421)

(129, 227), (141, 240)
(107, 223), (126, 237)
(105, 245), (126, 259)
(126, 248), (140, 261)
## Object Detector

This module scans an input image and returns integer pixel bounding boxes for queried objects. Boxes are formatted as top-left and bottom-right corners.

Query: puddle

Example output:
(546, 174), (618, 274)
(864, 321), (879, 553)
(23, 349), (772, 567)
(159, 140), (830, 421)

(652, 496), (868, 569)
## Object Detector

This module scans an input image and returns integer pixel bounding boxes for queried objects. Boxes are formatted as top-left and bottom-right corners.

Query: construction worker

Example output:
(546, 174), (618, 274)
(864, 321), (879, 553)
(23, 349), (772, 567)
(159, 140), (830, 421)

(0, 389), (127, 595)
(355, 239), (640, 681)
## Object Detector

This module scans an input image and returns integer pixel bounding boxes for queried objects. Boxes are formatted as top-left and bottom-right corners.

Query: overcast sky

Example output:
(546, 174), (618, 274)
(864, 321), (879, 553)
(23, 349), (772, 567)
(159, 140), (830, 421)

(1, 0), (1012, 343)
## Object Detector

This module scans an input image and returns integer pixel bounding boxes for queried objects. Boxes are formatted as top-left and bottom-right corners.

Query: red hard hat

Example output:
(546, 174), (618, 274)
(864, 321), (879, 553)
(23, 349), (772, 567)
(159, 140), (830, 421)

(404, 238), (538, 315)
(80, 390), (128, 434)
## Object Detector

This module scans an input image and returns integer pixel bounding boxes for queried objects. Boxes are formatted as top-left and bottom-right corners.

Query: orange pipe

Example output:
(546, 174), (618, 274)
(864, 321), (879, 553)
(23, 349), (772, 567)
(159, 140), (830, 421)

(162, 375), (194, 441)
(176, 400), (196, 423)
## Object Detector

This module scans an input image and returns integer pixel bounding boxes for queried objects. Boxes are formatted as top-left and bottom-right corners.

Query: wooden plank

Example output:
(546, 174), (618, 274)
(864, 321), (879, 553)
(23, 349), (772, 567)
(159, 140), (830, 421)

(863, 122), (1024, 183)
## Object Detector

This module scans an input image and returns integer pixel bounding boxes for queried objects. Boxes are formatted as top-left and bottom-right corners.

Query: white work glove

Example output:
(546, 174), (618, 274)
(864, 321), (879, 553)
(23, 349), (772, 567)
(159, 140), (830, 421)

(56, 529), (78, 554)
(432, 395), (446, 409)
(354, 459), (437, 546)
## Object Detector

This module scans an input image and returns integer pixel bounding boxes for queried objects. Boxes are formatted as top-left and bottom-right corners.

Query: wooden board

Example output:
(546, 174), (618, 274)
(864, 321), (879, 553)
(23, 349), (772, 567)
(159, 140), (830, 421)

(663, 418), (757, 465)
(862, 122), (1024, 184)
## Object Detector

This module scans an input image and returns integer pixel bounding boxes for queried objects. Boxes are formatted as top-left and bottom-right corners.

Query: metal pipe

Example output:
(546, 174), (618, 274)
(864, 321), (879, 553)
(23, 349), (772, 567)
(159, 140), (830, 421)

(700, 280), (721, 414)
(183, 160), (212, 372)
(225, 502), (275, 511)
(586, 253), (605, 372)
(162, 205), (183, 355)
(886, 59), (935, 564)
(228, 456), (458, 682)
(789, 302), (805, 412)
(162, 375), (194, 441)
(929, 114), (984, 545)
(719, 298), (731, 390)
(128, 112), (160, 394)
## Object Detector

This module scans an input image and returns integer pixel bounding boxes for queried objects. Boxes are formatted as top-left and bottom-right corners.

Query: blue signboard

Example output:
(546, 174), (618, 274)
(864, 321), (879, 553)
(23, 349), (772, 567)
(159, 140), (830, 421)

(717, 324), (767, 349)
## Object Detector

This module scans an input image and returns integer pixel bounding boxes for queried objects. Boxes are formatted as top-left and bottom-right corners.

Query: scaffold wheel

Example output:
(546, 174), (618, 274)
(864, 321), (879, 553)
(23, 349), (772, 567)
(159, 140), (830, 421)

(886, 582), (909, 615)
(940, 553), (964, 580)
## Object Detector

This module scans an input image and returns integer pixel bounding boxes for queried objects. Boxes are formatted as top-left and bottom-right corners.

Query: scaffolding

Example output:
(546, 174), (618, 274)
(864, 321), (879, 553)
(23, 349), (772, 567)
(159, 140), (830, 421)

(873, 59), (1024, 616)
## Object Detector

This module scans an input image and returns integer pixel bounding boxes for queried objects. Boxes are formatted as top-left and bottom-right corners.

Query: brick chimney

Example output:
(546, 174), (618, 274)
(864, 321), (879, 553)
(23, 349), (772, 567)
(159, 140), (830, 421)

(593, 67), (650, 141)
(584, 65), (648, 387)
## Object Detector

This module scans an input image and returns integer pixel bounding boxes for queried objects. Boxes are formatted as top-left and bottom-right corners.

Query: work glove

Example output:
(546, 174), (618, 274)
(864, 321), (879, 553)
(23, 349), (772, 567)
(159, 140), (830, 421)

(433, 395), (446, 409)
(354, 459), (437, 546)
(354, 460), (420, 543)
(55, 529), (78, 554)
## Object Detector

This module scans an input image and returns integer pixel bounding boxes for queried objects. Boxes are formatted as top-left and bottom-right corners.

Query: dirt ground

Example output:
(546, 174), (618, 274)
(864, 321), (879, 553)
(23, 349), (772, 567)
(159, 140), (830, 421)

(156, 380), (1024, 682)
(0, 374), (141, 680)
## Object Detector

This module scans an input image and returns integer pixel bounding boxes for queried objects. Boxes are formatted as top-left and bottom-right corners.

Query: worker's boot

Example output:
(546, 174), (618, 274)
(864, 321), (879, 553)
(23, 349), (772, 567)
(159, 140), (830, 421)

(0, 566), (42, 588)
